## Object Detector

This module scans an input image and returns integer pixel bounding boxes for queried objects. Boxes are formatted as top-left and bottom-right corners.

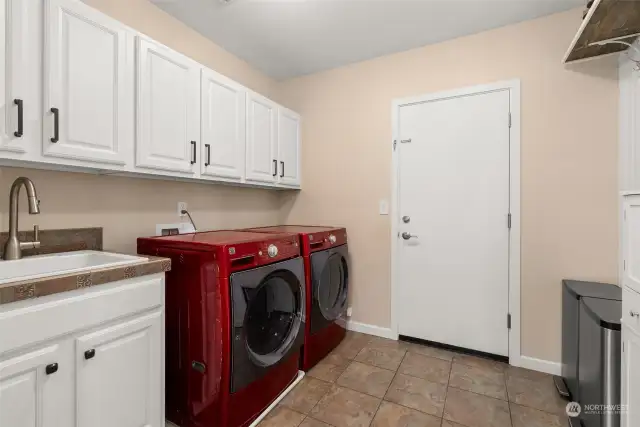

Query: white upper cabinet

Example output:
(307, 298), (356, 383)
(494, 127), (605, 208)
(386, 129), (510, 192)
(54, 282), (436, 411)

(0, 0), (39, 155)
(43, 0), (134, 166)
(278, 107), (301, 187)
(246, 92), (278, 184)
(200, 69), (246, 181)
(136, 36), (200, 176)
(75, 310), (163, 427)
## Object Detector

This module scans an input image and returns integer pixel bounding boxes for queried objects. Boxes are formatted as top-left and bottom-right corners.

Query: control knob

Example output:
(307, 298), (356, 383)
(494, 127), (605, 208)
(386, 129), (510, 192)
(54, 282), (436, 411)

(328, 234), (337, 244)
(267, 244), (278, 258)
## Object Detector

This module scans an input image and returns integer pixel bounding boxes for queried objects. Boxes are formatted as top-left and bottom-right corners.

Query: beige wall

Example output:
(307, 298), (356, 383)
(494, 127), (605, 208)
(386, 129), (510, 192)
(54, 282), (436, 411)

(0, 0), (284, 253)
(277, 9), (619, 362)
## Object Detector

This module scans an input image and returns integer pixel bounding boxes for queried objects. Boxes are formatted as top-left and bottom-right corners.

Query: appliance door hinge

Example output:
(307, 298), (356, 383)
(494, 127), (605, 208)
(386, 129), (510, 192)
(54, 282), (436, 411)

(507, 313), (512, 329)
(508, 112), (512, 128)
(507, 213), (512, 229)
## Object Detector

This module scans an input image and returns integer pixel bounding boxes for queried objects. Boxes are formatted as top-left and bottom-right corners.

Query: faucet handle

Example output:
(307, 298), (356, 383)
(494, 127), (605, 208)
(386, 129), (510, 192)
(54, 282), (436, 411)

(33, 225), (40, 245)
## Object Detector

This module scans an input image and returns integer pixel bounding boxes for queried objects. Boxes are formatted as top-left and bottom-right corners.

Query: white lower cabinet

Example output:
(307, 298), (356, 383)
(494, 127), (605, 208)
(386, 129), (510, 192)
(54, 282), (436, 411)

(623, 195), (640, 295)
(0, 275), (165, 427)
(0, 342), (73, 427)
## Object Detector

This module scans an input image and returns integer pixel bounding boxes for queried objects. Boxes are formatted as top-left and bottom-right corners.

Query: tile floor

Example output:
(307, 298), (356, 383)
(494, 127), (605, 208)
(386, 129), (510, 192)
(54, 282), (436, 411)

(258, 332), (569, 427)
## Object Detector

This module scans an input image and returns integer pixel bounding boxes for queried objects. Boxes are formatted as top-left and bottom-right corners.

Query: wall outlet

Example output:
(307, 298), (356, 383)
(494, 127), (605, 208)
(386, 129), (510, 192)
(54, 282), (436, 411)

(347, 307), (353, 317)
(177, 202), (187, 217)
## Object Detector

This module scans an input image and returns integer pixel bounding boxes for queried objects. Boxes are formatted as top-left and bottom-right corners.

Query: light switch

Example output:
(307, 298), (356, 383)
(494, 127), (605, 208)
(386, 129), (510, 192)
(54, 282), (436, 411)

(379, 199), (389, 215)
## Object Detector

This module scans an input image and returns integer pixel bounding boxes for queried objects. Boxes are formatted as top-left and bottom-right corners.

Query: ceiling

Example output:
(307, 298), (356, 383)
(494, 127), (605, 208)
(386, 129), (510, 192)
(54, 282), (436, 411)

(150, 0), (583, 80)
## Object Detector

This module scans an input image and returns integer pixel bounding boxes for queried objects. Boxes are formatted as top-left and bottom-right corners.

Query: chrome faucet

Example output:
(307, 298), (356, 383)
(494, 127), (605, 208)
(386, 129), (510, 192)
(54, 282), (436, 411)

(2, 177), (41, 260)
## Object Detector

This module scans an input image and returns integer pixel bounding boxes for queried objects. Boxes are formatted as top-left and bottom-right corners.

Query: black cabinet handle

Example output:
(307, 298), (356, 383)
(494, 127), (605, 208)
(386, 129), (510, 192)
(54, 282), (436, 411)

(272, 159), (277, 177)
(190, 141), (196, 165)
(45, 363), (58, 375)
(280, 161), (284, 178)
(204, 144), (211, 166)
(84, 349), (96, 360)
(50, 108), (59, 143)
(14, 99), (23, 138)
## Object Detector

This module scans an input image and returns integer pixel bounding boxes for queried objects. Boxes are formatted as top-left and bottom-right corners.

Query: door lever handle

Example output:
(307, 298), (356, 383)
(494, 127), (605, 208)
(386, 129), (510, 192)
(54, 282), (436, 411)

(401, 232), (417, 240)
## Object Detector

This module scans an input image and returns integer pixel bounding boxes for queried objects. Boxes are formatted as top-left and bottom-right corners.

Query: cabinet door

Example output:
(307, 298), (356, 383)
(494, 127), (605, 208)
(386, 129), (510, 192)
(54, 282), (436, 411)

(75, 309), (163, 427)
(0, 0), (38, 154)
(43, 0), (133, 166)
(0, 343), (72, 427)
(624, 195), (640, 294)
(622, 325), (640, 427)
(201, 68), (245, 180)
(278, 107), (301, 187)
(136, 36), (200, 176)
(246, 92), (277, 184)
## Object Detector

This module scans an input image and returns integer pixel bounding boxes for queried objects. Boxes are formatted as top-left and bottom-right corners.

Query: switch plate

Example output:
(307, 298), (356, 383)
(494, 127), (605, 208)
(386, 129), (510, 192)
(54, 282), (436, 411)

(379, 199), (389, 215)
(347, 307), (353, 317)
(177, 202), (187, 217)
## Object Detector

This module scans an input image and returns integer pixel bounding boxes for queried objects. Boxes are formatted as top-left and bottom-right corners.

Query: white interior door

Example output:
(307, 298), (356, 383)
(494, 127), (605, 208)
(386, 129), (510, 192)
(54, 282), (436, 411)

(200, 68), (245, 180)
(397, 89), (511, 356)
(44, 0), (133, 165)
(278, 107), (301, 187)
(245, 92), (277, 184)
(136, 36), (200, 175)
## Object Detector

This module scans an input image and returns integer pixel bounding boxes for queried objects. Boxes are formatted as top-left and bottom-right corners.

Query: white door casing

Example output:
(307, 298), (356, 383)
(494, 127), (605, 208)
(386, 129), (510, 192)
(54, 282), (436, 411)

(391, 80), (521, 361)
(43, 0), (133, 165)
(277, 107), (301, 187)
(200, 68), (246, 180)
(246, 92), (277, 184)
(624, 195), (640, 295)
(136, 36), (200, 175)
(622, 323), (640, 427)
(75, 309), (163, 427)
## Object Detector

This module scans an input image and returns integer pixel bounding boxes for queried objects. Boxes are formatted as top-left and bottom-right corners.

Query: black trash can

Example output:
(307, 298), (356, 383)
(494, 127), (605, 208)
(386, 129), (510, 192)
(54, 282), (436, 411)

(556, 279), (621, 401)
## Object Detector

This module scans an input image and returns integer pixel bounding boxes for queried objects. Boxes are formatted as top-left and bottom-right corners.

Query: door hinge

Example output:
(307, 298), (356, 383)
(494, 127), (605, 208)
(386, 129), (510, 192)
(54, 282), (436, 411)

(393, 140), (397, 151)
(507, 313), (512, 329)
(508, 112), (512, 128)
(624, 260), (627, 271)
(507, 213), (512, 229)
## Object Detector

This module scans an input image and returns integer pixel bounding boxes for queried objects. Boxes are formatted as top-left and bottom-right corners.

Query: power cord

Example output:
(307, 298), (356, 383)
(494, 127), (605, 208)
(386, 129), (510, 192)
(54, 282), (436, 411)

(181, 209), (198, 231)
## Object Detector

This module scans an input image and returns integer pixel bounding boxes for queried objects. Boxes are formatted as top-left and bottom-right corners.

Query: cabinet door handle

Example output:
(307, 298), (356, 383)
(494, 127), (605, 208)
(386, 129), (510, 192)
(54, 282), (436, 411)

(204, 144), (211, 166)
(50, 108), (59, 143)
(14, 99), (23, 138)
(280, 161), (284, 178)
(45, 363), (58, 375)
(84, 349), (96, 360)
(190, 141), (196, 165)
(272, 159), (277, 177)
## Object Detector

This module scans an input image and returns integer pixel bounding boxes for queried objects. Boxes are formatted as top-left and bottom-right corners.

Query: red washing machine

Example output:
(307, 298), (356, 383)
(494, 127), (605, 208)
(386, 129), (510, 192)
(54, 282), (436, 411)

(243, 226), (349, 371)
(137, 231), (305, 427)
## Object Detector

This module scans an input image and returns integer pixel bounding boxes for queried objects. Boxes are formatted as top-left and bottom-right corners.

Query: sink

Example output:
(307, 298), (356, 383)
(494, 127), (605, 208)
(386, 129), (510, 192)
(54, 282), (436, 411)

(0, 251), (148, 285)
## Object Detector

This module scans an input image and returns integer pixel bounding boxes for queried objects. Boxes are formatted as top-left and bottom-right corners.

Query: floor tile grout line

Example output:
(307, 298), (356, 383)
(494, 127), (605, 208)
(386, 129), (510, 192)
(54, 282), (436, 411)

(365, 349), (407, 427)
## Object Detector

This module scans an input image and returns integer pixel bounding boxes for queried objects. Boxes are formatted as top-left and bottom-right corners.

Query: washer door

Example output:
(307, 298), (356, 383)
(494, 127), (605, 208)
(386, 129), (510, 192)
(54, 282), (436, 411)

(310, 244), (349, 334)
(230, 257), (305, 393)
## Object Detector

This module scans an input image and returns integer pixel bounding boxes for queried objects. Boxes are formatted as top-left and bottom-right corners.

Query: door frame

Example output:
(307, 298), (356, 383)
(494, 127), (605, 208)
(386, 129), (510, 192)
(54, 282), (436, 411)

(390, 79), (521, 366)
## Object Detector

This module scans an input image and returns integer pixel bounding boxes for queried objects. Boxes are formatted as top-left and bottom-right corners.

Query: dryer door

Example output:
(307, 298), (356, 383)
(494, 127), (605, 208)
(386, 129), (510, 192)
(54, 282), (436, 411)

(229, 257), (305, 392)
(310, 244), (349, 334)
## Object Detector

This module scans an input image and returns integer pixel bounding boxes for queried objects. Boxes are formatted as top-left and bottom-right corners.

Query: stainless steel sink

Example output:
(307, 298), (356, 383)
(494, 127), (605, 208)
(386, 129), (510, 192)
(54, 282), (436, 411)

(0, 251), (148, 285)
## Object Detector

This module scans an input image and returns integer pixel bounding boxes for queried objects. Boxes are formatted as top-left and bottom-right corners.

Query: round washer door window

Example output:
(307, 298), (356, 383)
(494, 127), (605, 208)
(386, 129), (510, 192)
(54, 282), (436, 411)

(245, 271), (301, 362)
(317, 254), (348, 321)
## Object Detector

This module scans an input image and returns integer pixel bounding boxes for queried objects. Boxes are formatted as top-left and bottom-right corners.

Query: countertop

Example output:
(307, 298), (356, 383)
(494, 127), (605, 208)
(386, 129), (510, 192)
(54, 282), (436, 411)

(0, 254), (171, 305)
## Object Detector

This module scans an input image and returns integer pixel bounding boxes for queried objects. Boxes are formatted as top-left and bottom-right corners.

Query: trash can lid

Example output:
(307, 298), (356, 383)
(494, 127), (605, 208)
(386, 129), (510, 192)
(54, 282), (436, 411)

(562, 280), (621, 301)
(581, 297), (622, 331)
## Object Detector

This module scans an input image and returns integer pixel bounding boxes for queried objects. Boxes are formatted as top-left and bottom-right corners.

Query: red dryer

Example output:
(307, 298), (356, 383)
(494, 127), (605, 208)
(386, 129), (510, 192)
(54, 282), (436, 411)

(138, 231), (306, 427)
(243, 226), (349, 371)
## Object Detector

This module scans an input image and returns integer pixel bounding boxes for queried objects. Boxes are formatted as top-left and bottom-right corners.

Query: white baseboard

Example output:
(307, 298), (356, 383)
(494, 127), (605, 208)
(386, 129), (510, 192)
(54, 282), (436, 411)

(347, 320), (397, 340)
(518, 355), (562, 376)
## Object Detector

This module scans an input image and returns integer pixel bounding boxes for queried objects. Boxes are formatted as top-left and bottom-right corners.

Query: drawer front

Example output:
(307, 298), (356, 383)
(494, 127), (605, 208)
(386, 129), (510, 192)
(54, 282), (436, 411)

(0, 275), (164, 355)
(623, 286), (640, 334)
